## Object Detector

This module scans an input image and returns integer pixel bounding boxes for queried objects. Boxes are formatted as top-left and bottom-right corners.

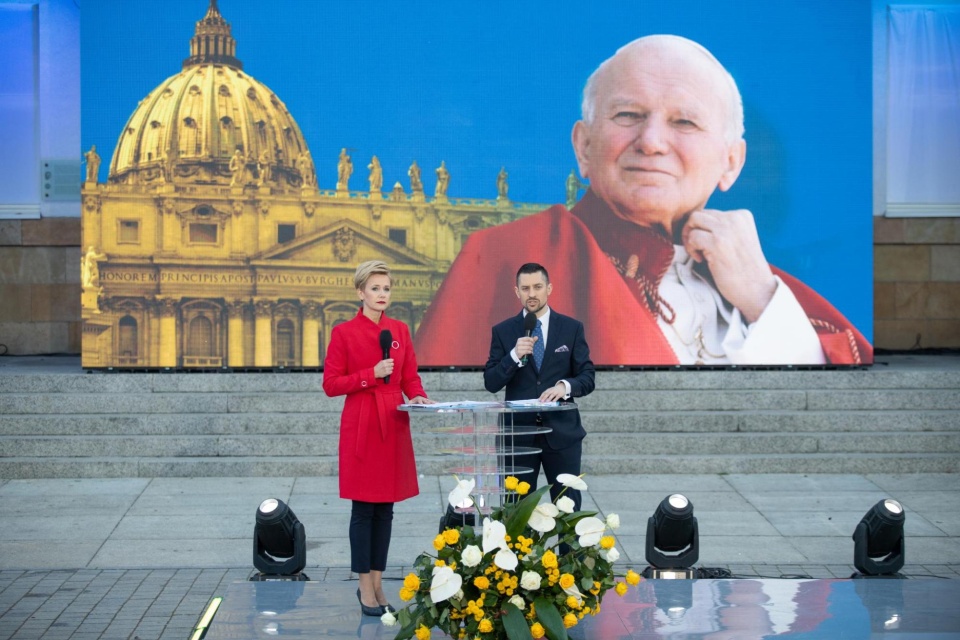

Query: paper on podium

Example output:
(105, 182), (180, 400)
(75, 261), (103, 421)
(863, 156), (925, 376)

(398, 400), (502, 410)
(504, 399), (560, 407)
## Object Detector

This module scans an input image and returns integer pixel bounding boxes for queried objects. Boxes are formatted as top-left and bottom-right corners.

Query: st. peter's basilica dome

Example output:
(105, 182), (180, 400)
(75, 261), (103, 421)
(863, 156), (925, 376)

(107, 0), (314, 189)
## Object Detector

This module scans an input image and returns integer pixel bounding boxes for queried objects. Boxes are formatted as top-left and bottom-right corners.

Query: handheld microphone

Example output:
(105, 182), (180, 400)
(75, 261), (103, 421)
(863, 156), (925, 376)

(379, 330), (393, 383)
(521, 312), (538, 365)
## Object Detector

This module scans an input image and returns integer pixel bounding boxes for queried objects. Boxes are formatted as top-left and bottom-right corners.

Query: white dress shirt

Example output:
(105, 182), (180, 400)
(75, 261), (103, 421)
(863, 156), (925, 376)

(509, 307), (572, 397)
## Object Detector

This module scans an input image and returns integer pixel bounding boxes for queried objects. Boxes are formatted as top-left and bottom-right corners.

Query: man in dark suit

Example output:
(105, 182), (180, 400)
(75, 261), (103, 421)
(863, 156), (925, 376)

(484, 263), (596, 512)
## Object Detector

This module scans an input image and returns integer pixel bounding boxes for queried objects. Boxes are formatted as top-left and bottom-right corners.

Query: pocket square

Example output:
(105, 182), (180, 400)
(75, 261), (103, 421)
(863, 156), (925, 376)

(554, 345), (570, 353)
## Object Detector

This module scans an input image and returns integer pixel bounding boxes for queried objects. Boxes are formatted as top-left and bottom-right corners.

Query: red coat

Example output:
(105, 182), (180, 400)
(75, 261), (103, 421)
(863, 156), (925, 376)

(323, 309), (427, 502)
(415, 190), (872, 366)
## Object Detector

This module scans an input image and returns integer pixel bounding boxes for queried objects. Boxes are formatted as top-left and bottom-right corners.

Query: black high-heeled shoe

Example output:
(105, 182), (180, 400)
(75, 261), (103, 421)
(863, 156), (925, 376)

(356, 588), (383, 617)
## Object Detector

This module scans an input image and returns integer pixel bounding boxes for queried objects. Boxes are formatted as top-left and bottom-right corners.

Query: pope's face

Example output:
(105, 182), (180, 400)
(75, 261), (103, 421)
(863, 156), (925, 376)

(573, 41), (746, 236)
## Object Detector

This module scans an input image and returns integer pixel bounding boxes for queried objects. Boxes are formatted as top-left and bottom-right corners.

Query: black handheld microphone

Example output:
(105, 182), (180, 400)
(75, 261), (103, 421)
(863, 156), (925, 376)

(520, 312), (538, 365)
(379, 330), (393, 383)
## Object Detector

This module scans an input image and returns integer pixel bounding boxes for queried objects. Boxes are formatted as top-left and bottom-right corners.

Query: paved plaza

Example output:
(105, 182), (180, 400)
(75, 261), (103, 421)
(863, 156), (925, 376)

(1, 472), (958, 639)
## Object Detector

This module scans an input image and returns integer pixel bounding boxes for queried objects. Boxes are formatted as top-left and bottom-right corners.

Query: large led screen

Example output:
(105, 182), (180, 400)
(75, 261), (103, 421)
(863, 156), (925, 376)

(81, 0), (873, 369)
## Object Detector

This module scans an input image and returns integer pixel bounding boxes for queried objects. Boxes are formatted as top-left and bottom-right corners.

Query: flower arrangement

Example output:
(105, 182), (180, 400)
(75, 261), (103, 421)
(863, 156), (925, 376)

(382, 474), (642, 639)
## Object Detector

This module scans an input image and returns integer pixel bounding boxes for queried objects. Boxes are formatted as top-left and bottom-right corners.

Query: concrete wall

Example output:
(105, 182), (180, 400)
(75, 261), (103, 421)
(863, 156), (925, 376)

(0, 219), (80, 355)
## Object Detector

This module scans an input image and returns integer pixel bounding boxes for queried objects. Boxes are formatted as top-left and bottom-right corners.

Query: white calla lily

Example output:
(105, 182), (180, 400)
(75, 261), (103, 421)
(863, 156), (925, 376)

(527, 503), (559, 533)
(556, 473), (588, 491)
(430, 565), (463, 603)
(482, 517), (508, 554)
(494, 546), (519, 571)
(448, 477), (476, 508)
(556, 496), (576, 514)
(575, 516), (606, 547)
(562, 582), (585, 606)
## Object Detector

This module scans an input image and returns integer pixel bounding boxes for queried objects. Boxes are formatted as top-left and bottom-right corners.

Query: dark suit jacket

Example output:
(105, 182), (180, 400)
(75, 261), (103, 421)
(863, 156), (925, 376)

(484, 309), (595, 450)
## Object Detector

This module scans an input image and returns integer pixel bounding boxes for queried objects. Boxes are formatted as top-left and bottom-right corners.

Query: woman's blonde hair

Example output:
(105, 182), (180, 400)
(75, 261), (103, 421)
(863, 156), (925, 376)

(354, 260), (391, 290)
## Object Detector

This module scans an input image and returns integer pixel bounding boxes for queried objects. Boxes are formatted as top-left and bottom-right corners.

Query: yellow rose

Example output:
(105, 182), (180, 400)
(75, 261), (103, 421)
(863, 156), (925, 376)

(563, 613), (578, 628)
(541, 550), (558, 569)
(517, 482), (530, 495)
(504, 476), (519, 491)
(625, 569), (641, 586)
(478, 619), (493, 633)
(443, 528), (460, 545)
(433, 534), (446, 550)
(399, 587), (415, 601)
(473, 576), (490, 590)
(559, 573), (575, 589)
(530, 622), (545, 639)
(600, 536), (615, 550)
(615, 581), (628, 596)
(404, 573), (421, 590)
(415, 624), (431, 640)
(565, 595), (580, 609)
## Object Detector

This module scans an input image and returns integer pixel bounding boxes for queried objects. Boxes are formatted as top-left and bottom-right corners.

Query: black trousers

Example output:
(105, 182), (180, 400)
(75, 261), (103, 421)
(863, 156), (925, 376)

(505, 431), (583, 512)
(350, 501), (394, 573)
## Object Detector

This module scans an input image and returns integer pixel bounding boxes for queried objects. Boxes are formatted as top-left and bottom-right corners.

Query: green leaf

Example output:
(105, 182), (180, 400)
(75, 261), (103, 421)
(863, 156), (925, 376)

(506, 485), (552, 540)
(502, 602), (534, 640)
(533, 597), (569, 640)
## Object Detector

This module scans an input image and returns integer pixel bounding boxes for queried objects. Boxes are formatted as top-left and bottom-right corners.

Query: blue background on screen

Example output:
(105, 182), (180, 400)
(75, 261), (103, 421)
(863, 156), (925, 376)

(82, 0), (873, 342)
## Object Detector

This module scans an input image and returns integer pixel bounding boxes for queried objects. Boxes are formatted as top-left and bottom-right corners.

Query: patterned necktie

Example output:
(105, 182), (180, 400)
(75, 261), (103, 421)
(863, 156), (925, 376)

(532, 319), (545, 370)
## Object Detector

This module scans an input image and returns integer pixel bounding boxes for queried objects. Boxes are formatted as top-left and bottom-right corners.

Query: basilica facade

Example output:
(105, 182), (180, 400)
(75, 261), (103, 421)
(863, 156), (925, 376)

(81, 1), (549, 369)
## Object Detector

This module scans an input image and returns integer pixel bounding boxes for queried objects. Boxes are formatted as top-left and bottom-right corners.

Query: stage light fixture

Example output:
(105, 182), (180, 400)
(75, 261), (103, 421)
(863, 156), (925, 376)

(644, 493), (699, 579)
(852, 498), (905, 577)
(253, 498), (308, 579)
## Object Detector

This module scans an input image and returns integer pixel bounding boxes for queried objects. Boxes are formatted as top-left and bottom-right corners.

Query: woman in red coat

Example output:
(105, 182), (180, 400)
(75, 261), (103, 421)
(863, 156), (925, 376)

(322, 260), (433, 616)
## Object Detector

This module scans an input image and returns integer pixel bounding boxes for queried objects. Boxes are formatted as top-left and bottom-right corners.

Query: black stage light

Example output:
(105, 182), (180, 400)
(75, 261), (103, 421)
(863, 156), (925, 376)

(253, 498), (308, 580)
(852, 498), (905, 577)
(644, 493), (699, 579)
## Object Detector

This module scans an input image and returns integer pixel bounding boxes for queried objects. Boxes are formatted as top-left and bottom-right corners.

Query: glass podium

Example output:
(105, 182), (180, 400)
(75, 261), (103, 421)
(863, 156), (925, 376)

(400, 402), (577, 511)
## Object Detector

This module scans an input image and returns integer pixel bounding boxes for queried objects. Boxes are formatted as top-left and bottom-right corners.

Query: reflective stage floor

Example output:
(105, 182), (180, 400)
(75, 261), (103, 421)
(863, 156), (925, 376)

(205, 577), (960, 639)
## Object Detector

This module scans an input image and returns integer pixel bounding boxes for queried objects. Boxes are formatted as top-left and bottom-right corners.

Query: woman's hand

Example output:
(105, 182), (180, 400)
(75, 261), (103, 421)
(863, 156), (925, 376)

(373, 358), (394, 379)
(408, 396), (435, 404)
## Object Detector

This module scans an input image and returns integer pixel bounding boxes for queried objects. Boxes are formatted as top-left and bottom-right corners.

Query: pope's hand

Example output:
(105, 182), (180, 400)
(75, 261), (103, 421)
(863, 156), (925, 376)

(682, 208), (777, 324)
(408, 396), (435, 404)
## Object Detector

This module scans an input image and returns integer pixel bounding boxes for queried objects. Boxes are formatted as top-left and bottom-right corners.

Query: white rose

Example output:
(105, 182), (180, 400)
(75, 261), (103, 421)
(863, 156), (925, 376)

(600, 546), (620, 563)
(509, 595), (526, 610)
(606, 513), (621, 530)
(381, 610), (398, 626)
(461, 544), (482, 568)
(556, 496), (576, 514)
(520, 570), (542, 591)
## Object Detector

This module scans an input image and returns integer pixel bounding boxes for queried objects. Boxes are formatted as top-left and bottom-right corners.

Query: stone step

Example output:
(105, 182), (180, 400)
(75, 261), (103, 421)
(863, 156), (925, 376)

(1, 410), (957, 436)
(0, 451), (956, 479)
(3, 368), (959, 393)
(4, 431), (958, 459)
(3, 387), (959, 414)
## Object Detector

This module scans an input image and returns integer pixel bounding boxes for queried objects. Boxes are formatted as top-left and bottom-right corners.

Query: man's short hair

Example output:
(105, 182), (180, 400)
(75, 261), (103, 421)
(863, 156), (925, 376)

(516, 263), (549, 285)
(581, 35), (745, 143)
(354, 260), (391, 290)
